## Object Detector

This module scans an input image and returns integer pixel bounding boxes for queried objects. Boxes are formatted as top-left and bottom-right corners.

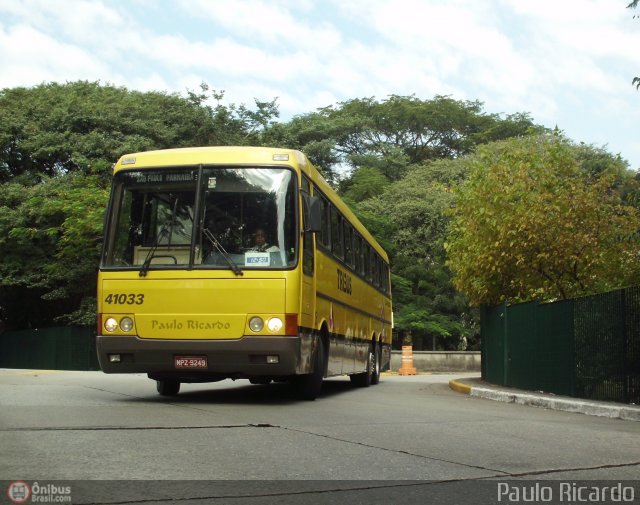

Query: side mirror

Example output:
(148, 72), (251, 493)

(303, 195), (322, 233)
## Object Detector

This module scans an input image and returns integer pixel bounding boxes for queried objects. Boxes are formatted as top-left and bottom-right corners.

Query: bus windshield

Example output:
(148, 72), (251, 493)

(102, 166), (298, 271)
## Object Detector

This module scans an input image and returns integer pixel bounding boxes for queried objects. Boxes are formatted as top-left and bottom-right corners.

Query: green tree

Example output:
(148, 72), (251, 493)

(323, 97), (541, 348)
(0, 81), (281, 329)
(341, 166), (389, 204)
(357, 158), (477, 349)
(0, 173), (109, 327)
(0, 81), (280, 183)
(264, 95), (541, 184)
(446, 134), (640, 306)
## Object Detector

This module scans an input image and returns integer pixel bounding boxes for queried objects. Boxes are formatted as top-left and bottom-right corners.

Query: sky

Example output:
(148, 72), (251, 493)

(1, 0), (639, 170)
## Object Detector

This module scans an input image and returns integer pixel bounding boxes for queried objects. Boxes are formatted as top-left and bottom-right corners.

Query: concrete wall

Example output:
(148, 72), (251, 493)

(390, 350), (480, 373)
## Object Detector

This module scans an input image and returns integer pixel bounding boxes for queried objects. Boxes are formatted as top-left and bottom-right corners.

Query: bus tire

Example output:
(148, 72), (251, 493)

(156, 379), (180, 396)
(350, 345), (374, 388)
(294, 339), (325, 401)
(371, 344), (381, 385)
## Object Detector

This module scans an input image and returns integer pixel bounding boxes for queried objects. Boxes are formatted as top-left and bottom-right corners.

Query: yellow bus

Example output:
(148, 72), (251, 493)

(97, 146), (392, 400)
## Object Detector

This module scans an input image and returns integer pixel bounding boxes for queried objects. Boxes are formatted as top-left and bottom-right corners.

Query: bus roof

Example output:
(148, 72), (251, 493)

(113, 146), (309, 171)
(113, 146), (388, 262)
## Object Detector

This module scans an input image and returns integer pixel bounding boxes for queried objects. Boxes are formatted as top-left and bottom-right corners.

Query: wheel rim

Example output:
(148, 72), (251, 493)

(369, 349), (376, 378)
(373, 348), (379, 376)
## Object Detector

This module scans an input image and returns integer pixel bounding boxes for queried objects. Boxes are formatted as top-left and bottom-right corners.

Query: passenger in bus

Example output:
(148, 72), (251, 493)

(247, 228), (279, 253)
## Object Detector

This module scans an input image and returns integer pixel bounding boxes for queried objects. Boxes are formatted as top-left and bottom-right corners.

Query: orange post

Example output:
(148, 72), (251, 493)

(398, 345), (417, 375)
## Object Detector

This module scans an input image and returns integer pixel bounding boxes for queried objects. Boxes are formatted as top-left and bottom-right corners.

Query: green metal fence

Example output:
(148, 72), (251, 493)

(0, 326), (100, 371)
(481, 286), (640, 404)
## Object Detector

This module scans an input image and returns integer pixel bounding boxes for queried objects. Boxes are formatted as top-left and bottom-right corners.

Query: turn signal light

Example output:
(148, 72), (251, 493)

(285, 314), (298, 336)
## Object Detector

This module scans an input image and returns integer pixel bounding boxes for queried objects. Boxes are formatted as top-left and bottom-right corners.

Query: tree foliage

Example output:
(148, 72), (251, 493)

(2, 79), (635, 352)
(265, 95), (541, 183)
(0, 81), (278, 183)
(0, 81), (280, 329)
(356, 159), (476, 349)
(446, 134), (640, 306)
(0, 173), (108, 327)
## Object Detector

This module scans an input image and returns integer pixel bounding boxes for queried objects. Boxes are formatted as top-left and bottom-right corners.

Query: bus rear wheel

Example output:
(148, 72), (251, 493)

(351, 344), (377, 388)
(370, 345), (381, 385)
(156, 379), (180, 396)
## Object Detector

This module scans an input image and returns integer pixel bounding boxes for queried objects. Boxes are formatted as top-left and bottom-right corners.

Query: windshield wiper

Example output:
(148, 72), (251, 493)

(202, 228), (243, 276)
(139, 223), (172, 277)
(140, 196), (182, 277)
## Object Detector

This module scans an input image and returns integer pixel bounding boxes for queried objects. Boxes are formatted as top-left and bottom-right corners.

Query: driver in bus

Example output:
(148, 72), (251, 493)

(248, 228), (279, 253)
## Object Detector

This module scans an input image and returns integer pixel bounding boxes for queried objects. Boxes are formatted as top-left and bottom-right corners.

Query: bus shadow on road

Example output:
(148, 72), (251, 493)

(140, 378), (361, 405)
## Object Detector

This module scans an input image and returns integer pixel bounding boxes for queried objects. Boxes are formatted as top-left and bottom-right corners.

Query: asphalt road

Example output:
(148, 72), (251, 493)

(1, 369), (638, 503)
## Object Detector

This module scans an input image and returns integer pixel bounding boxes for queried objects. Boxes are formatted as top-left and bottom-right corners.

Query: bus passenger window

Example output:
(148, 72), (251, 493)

(354, 235), (363, 274)
(383, 263), (390, 293)
(344, 224), (354, 268)
(319, 195), (330, 248)
(330, 206), (343, 260)
(364, 247), (372, 281)
(302, 176), (314, 276)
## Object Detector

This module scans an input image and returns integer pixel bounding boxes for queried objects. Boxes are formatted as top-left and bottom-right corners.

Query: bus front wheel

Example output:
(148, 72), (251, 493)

(294, 340), (325, 401)
(156, 379), (180, 396)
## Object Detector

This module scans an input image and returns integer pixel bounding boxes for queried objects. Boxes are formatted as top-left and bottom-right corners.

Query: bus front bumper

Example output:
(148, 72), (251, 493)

(96, 334), (314, 379)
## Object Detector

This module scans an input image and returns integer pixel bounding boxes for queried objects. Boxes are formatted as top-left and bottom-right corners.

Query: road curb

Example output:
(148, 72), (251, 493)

(448, 378), (640, 422)
(448, 379), (472, 395)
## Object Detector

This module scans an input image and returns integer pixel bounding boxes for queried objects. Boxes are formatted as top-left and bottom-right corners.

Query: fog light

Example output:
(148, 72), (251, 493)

(104, 318), (118, 332)
(266, 355), (279, 364)
(249, 316), (264, 332)
(109, 354), (121, 363)
(120, 317), (134, 332)
(267, 317), (283, 332)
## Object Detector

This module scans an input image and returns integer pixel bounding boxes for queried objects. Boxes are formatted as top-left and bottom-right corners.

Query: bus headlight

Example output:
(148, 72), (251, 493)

(267, 317), (283, 332)
(120, 317), (134, 332)
(104, 318), (118, 332)
(249, 317), (264, 332)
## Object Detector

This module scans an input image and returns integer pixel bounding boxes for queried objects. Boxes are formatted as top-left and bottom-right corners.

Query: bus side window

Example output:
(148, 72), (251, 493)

(373, 252), (377, 283)
(365, 246), (372, 282)
(344, 224), (354, 268)
(383, 261), (388, 291)
(319, 195), (330, 248)
(354, 234), (363, 275)
(330, 206), (344, 260)
(302, 177), (314, 276)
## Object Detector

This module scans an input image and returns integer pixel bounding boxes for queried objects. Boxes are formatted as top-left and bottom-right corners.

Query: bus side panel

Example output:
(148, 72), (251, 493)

(315, 294), (343, 376)
(315, 251), (384, 376)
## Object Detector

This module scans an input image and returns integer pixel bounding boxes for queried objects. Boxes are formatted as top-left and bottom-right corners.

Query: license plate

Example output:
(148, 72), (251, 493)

(174, 356), (207, 368)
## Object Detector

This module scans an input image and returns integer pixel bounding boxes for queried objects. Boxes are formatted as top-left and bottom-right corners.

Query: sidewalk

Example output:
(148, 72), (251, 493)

(449, 377), (640, 422)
